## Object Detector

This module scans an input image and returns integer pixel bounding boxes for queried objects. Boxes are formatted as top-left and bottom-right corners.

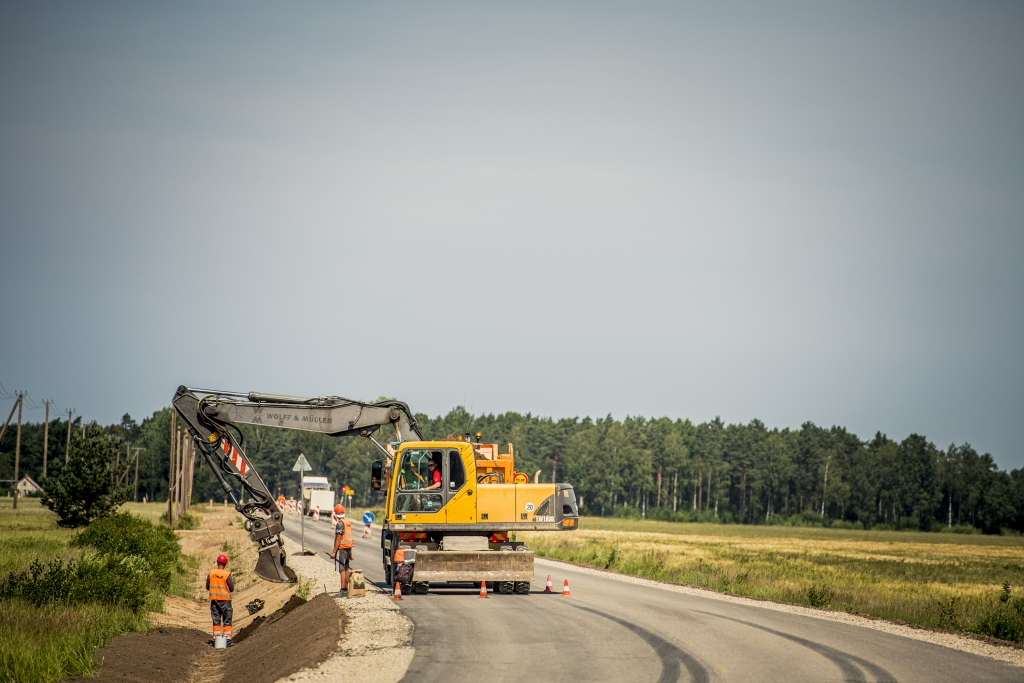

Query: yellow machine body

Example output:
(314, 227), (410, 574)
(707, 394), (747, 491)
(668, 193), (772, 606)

(378, 440), (579, 591)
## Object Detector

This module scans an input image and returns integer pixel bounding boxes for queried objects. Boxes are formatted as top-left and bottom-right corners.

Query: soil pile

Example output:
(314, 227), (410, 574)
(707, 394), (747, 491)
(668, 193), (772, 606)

(223, 592), (344, 683)
(233, 594), (307, 643)
(63, 627), (210, 683)
(64, 593), (343, 683)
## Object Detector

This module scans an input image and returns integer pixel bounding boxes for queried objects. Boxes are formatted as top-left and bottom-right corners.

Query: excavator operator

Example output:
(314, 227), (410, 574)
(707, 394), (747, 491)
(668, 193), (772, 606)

(330, 504), (354, 594)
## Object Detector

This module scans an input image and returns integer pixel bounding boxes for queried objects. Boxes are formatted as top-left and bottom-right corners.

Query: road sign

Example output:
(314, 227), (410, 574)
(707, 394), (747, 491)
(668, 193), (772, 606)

(363, 511), (375, 525)
(292, 454), (312, 472)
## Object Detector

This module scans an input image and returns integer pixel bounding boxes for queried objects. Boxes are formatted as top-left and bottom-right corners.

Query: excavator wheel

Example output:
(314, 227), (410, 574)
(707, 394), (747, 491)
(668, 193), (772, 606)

(498, 581), (515, 594)
(412, 581), (429, 595)
(513, 581), (530, 595)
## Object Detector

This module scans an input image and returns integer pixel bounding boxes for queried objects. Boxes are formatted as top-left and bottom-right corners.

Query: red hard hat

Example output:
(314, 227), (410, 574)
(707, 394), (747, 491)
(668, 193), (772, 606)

(334, 504), (345, 514)
(216, 554), (228, 565)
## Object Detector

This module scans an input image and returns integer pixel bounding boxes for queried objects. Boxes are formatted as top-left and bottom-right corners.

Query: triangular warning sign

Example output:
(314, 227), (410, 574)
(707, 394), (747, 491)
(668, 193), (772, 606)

(292, 453), (312, 472)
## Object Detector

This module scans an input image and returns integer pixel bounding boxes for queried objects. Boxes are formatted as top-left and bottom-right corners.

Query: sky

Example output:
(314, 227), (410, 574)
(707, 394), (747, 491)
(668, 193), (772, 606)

(1, 2), (1022, 467)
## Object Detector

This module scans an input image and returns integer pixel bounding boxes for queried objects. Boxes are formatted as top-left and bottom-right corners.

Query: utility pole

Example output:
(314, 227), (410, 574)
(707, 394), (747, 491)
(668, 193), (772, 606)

(0, 397), (19, 444)
(42, 400), (50, 478)
(168, 409), (176, 526)
(13, 393), (24, 510)
(65, 410), (73, 464)
(133, 447), (145, 503)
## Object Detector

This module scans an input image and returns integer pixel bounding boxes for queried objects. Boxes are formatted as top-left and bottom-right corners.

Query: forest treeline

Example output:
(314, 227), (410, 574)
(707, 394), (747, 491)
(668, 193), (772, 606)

(3, 406), (1023, 533)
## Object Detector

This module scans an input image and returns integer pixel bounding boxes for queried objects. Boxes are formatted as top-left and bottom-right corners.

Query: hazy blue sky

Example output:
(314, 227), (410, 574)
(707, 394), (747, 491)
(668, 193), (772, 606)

(1, 2), (1022, 467)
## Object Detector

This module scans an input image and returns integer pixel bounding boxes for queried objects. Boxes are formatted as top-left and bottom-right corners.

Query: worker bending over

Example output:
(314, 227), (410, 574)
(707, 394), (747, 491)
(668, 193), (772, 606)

(330, 504), (354, 594)
(207, 553), (235, 646)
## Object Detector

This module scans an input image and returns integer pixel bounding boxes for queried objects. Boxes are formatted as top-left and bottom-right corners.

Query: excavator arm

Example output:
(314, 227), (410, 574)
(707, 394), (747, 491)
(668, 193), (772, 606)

(171, 386), (423, 583)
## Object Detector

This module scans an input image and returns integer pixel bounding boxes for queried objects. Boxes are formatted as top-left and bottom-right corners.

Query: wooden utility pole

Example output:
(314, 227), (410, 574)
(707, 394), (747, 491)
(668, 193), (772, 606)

(42, 401), (50, 478)
(65, 410), (73, 464)
(0, 397), (19, 445)
(168, 409), (177, 525)
(13, 393), (24, 509)
(133, 447), (143, 502)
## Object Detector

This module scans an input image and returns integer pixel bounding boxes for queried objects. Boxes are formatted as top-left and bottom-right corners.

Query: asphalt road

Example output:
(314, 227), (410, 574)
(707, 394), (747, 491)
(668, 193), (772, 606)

(283, 516), (1021, 682)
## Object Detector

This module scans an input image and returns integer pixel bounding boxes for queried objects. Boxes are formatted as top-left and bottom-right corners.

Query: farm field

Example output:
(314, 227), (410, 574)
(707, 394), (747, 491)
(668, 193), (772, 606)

(524, 516), (1024, 635)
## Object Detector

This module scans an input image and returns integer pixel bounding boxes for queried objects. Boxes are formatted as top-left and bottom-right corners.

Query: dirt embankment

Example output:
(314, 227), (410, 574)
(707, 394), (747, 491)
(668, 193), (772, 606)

(64, 592), (344, 683)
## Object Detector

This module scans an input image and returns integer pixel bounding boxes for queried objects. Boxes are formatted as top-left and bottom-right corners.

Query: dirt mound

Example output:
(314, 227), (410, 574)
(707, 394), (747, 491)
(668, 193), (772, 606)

(223, 592), (344, 683)
(66, 593), (343, 683)
(233, 594), (307, 643)
(63, 626), (209, 683)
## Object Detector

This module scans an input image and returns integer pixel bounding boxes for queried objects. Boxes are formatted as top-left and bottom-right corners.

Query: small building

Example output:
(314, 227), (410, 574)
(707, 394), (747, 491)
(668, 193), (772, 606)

(17, 475), (44, 495)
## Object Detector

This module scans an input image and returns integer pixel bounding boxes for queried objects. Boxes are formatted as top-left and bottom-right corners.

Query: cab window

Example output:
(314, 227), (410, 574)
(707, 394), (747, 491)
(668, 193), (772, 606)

(447, 449), (466, 495)
(394, 449), (443, 514)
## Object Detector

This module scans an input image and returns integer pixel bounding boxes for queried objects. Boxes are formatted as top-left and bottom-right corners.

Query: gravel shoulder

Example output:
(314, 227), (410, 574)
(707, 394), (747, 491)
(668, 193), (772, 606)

(536, 556), (1024, 668)
(281, 537), (414, 683)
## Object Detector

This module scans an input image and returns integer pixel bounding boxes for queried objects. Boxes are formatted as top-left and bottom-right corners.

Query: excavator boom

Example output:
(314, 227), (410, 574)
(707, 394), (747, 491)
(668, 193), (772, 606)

(171, 386), (422, 583)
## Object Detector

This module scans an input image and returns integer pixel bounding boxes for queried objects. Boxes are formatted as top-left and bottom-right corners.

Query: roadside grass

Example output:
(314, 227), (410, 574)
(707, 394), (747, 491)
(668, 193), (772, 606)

(0, 499), (199, 682)
(523, 517), (1024, 641)
(0, 600), (147, 683)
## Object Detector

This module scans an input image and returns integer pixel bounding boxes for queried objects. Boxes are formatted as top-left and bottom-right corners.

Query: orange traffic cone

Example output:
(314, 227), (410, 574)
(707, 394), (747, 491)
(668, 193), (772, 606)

(561, 579), (571, 598)
(544, 575), (554, 593)
(393, 581), (403, 601)
(478, 581), (488, 598)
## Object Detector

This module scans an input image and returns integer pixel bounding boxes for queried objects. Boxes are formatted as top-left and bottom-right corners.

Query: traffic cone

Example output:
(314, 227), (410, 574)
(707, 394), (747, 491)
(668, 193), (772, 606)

(478, 581), (488, 599)
(544, 575), (554, 593)
(393, 581), (403, 601)
(561, 579), (571, 598)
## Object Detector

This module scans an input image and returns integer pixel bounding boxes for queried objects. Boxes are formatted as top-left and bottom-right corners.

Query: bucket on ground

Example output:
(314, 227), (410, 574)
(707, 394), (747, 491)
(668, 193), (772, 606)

(214, 635), (227, 649)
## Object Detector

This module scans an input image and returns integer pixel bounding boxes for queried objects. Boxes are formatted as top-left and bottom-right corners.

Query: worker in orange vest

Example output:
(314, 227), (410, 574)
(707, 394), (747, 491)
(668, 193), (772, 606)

(207, 553), (235, 646)
(330, 504), (354, 594)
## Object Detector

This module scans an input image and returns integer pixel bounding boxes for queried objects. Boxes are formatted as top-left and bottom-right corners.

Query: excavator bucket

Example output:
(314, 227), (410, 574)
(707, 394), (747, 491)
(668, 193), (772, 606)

(411, 551), (535, 583)
(254, 545), (297, 583)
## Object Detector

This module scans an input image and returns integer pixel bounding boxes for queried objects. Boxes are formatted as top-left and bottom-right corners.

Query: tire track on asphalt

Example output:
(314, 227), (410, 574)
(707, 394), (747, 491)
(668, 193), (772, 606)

(570, 605), (709, 683)
(698, 612), (896, 682)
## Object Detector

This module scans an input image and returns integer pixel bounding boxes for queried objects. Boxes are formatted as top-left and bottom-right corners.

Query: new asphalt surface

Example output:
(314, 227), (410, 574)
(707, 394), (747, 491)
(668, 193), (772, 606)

(283, 515), (1022, 682)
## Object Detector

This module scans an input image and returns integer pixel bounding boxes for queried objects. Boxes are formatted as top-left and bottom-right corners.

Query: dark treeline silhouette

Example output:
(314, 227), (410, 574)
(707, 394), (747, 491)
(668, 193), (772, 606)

(4, 406), (1022, 533)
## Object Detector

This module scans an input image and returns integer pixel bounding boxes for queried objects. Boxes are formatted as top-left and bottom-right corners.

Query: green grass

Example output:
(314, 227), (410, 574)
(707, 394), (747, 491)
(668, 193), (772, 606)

(0, 499), (197, 682)
(0, 600), (147, 683)
(524, 516), (1024, 640)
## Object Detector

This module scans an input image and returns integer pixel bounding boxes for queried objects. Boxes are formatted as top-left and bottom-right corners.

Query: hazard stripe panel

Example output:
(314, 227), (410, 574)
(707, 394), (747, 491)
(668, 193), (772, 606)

(222, 440), (248, 475)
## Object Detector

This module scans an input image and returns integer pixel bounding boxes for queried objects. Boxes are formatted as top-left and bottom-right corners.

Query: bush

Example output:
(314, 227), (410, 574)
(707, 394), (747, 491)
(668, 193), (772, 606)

(939, 524), (981, 535)
(160, 511), (199, 530)
(39, 434), (131, 528)
(74, 514), (181, 591)
(0, 555), (151, 613)
(971, 584), (1024, 644)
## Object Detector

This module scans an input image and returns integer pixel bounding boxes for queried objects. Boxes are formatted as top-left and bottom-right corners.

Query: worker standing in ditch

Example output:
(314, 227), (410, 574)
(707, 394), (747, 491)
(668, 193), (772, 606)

(330, 504), (354, 595)
(207, 553), (235, 646)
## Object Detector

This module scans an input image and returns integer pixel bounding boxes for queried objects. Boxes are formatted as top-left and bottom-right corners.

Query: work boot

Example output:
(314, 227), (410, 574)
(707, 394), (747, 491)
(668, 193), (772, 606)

(226, 639), (235, 648)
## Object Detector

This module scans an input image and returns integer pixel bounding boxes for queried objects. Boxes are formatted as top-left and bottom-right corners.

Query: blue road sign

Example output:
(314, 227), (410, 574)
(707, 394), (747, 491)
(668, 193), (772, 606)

(362, 511), (375, 525)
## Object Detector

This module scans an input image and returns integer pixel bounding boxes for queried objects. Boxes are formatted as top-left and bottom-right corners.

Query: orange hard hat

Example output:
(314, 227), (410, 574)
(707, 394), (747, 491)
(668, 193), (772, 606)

(334, 504), (345, 514)
(216, 554), (228, 565)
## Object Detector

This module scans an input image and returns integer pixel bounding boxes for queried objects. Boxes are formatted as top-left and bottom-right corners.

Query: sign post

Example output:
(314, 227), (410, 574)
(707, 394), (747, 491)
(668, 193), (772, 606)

(292, 453), (312, 553)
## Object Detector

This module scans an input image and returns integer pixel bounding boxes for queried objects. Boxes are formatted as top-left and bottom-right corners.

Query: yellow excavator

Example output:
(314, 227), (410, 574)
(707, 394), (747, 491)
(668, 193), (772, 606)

(171, 386), (579, 593)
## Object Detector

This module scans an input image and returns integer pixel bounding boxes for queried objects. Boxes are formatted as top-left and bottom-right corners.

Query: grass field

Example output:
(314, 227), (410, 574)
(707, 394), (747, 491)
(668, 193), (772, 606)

(0, 498), (198, 683)
(523, 517), (1024, 637)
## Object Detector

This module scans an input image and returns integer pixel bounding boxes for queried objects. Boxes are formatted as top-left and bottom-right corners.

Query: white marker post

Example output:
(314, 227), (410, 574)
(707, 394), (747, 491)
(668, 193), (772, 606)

(293, 453), (312, 554)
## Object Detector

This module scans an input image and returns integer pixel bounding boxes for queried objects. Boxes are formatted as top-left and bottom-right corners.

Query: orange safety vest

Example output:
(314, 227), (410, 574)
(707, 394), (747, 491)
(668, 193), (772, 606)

(208, 568), (232, 601)
(336, 518), (353, 549)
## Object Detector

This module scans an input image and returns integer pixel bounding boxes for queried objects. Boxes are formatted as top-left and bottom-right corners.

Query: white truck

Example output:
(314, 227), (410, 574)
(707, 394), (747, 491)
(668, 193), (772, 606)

(302, 476), (335, 516)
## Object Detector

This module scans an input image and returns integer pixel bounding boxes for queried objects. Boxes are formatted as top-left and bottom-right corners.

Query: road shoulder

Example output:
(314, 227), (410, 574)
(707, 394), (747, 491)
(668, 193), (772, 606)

(281, 537), (414, 683)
